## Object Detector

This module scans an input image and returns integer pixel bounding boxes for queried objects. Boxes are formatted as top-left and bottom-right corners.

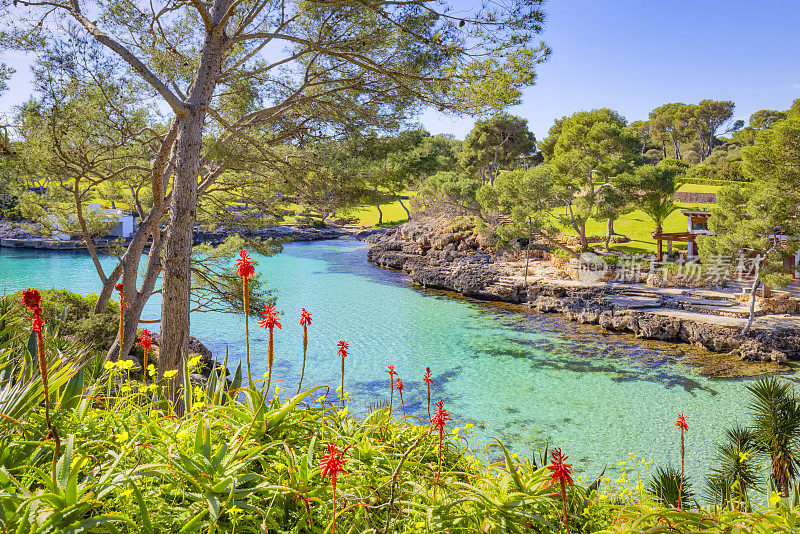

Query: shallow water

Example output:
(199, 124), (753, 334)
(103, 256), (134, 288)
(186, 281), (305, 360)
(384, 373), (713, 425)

(1, 239), (795, 484)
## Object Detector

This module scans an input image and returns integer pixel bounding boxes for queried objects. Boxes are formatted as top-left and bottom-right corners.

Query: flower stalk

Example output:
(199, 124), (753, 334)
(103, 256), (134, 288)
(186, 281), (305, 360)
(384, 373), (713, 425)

(396, 378), (405, 416)
(257, 303), (281, 394)
(423, 367), (433, 422)
(320, 443), (346, 533)
(675, 413), (688, 509)
(23, 289), (60, 490)
(430, 399), (451, 497)
(236, 250), (255, 384)
(337, 341), (348, 407)
(297, 309), (312, 395)
(547, 448), (574, 533)
(386, 365), (397, 418)
(138, 329), (153, 380)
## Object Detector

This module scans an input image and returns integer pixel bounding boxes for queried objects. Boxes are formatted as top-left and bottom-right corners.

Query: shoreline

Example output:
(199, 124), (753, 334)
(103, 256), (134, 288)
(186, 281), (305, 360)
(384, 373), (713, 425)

(0, 221), (379, 250)
(364, 219), (800, 363)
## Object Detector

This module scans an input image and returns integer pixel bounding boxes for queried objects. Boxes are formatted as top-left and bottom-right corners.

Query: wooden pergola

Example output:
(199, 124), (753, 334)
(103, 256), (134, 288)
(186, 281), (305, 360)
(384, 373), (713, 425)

(652, 231), (697, 262)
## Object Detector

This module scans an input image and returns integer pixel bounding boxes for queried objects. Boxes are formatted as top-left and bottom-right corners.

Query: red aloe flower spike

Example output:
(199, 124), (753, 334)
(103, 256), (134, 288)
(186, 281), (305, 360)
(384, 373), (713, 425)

(139, 329), (153, 378)
(319, 443), (347, 534)
(22, 289), (60, 486)
(297, 309), (312, 395)
(258, 303), (282, 393)
(236, 250), (255, 385)
(300, 308), (312, 326)
(396, 378), (405, 416)
(676, 414), (688, 509)
(430, 399), (451, 496)
(547, 448), (573, 533)
(423, 367), (433, 421)
(337, 341), (348, 407)
(386, 365), (397, 417)
(22, 288), (41, 310)
(235, 249), (255, 279)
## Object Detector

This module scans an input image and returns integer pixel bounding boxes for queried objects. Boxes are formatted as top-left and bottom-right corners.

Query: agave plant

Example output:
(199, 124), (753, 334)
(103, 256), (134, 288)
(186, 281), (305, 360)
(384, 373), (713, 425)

(647, 466), (693, 509)
(747, 376), (800, 497)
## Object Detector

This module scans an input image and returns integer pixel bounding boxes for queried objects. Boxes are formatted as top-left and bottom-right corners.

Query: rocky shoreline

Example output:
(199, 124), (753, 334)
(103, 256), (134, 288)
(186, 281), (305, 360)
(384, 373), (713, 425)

(365, 219), (800, 363)
(0, 219), (355, 249)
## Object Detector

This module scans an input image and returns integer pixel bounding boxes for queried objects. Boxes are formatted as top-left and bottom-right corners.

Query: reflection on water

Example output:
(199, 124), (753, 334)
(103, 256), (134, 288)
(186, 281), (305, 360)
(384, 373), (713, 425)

(0, 239), (795, 483)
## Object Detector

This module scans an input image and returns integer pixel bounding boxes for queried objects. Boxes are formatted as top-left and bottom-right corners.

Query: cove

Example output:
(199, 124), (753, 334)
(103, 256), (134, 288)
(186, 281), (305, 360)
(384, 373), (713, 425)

(1, 239), (795, 484)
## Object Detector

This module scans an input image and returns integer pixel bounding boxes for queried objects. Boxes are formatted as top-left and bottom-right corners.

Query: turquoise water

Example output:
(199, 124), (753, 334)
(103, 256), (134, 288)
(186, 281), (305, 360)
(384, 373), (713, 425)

(0, 240), (795, 484)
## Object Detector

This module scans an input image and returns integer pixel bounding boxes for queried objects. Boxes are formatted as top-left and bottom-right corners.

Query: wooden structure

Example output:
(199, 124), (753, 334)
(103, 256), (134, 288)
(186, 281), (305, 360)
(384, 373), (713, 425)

(652, 231), (697, 262)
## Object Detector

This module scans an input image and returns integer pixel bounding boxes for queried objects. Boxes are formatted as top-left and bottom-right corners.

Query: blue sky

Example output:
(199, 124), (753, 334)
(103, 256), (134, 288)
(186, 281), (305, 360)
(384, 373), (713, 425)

(2, 0), (799, 139)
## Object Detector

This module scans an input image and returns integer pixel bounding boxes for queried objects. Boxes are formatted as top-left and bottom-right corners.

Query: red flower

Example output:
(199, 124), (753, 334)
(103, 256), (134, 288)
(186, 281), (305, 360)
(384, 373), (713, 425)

(22, 288), (41, 310)
(32, 313), (44, 334)
(386, 365), (397, 382)
(114, 283), (124, 295)
(431, 399), (451, 432)
(300, 308), (312, 326)
(547, 448), (574, 486)
(675, 414), (688, 431)
(258, 303), (282, 330)
(337, 340), (348, 359)
(235, 249), (255, 280)
(138, 329), (153, 350)
(396, 379), (403, 393)
(320, 442), (347, 480)
(423, 366), (432, 385)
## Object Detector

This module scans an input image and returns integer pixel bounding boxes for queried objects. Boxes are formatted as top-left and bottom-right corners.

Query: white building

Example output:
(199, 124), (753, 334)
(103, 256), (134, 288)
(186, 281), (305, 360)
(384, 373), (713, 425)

(86, 203), (138, 238)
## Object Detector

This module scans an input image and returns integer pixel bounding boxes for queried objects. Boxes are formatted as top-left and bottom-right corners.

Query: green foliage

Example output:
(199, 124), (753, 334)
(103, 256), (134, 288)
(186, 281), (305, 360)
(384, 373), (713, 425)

(418, 170), (482, 213)
(617, 159), (687, 232)
(459, 113), (536, 185)
(647, 466), (694, 509)
(747, 376), (800, 496)
(3, 289), (118, 352)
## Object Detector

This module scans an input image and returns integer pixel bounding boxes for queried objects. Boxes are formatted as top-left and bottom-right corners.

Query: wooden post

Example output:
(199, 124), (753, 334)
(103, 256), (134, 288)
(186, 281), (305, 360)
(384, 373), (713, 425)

(656, 237), (663, 263)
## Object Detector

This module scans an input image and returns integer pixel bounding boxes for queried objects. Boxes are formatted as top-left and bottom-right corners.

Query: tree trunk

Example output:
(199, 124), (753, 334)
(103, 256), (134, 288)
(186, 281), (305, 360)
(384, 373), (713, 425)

(397, 196), (410, 221)
(158, 27), (227, 395)
(606, 217), (614, 251)
(742, 262), (762, 336)
(375, 203), (383, 226)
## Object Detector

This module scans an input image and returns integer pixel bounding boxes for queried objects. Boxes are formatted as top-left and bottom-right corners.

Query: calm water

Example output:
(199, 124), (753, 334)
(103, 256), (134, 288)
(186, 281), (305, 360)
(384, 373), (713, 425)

(0, 239), (795, 483)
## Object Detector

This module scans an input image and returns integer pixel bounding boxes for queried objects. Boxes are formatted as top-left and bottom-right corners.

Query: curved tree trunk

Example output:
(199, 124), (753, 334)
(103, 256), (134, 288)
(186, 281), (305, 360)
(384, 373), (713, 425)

(742, 260), (762, 336)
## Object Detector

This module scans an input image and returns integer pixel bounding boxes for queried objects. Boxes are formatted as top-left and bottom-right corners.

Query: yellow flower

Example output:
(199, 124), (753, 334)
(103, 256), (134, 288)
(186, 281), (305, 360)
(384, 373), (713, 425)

(103, 361), (115, 371)
(228, 506), (243, 516)
(163, 370), (178, 379)
(115, 431), (129, 444)
(148, 384), (158, 392)
(464, 423), (473, 429)
(192, 402), (205, 412)
(452, 427), (460, 435)
(599, 493), (607, 501)
(120, 360), (135, 370)
(618, 461), (626, 467)
(738, 451), (749, 463)
(147, 364), (156, 377)
(188, 355), (202, 369)
(340, 407), (350, 417)
(138, 386), (148, 394)
(770, 491), (782, 506)
(119, 384), (131, 394)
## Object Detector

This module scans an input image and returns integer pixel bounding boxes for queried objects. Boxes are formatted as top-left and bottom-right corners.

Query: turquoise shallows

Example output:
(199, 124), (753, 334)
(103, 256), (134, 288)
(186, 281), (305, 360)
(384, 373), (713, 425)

(0, 239), (793, 483)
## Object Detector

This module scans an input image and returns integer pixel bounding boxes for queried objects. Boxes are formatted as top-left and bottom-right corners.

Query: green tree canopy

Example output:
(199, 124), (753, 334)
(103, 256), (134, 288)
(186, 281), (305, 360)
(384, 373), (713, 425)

(459, 113), (536, 186)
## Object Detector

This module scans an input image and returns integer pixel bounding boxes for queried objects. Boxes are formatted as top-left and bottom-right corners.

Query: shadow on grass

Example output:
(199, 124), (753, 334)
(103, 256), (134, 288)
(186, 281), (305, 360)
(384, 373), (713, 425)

(374, 218), (408, 228)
